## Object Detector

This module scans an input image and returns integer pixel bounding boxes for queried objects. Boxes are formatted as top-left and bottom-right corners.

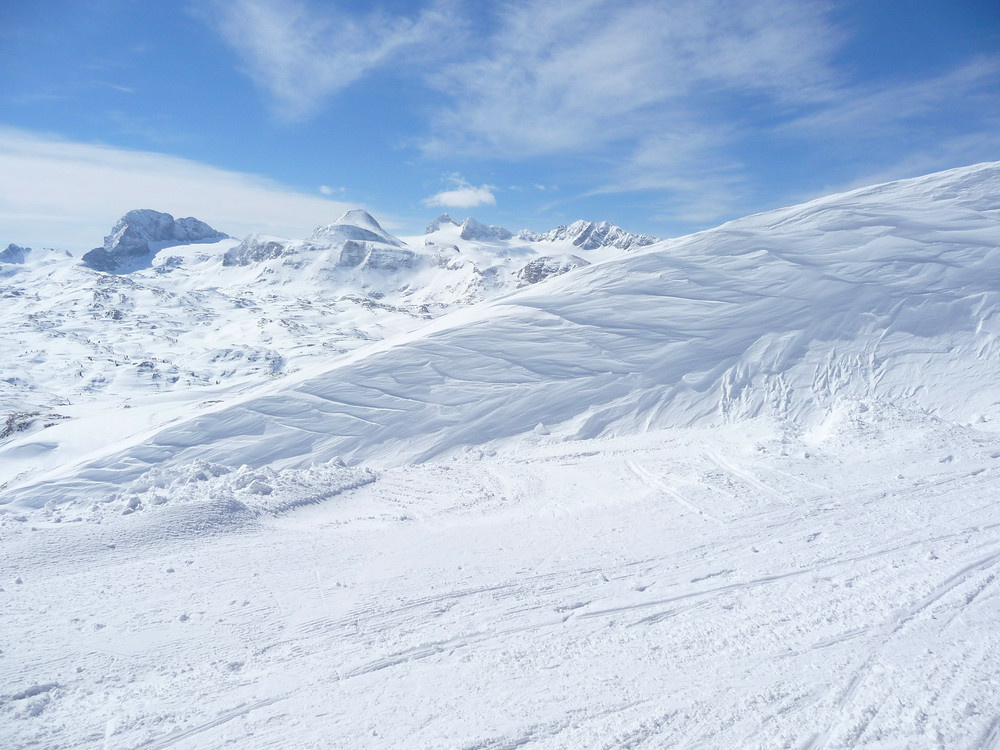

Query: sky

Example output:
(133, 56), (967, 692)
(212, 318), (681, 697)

(1, 0), (998, 251)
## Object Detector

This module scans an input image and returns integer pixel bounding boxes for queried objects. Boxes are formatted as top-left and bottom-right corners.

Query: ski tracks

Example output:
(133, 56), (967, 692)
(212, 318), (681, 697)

(625, 459), (723, 525)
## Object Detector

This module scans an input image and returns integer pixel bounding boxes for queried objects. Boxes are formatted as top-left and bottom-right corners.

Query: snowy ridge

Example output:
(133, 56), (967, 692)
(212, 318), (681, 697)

(0, 206), (654, 498)
(518, 219), (658, 251)
(6, 161), (1000, 507)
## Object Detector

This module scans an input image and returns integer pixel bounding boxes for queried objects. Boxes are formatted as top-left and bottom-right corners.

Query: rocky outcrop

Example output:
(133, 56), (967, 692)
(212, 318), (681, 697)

(518, 221), (657, 252)
(516, 255), (590, 286)
(425, 213), (458, 234)
(310, 210), (403, 247)
(459, 217), (512, 241)
(83, 210), (228, 271)
(0, 243), (28, 264)
(223, 236), (303, 266)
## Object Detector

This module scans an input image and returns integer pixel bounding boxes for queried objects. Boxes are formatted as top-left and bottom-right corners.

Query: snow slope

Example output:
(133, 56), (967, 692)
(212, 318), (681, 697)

(7, 161), (999, 508)
(0, 210), (651, 493)
(3, 412), (1000, 748)
(3, 163), (1000, 749)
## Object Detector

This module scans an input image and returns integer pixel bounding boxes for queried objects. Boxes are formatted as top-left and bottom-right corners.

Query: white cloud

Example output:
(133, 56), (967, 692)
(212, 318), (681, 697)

(201, 0), (457, 120)
(588, 127), (748, 224)
(422, 177), (496, 208)
(319, 185), (333, 195)
(0, 128), (360, 251)
(783, 57), (1000, 139)
(419, 0), (840, 158)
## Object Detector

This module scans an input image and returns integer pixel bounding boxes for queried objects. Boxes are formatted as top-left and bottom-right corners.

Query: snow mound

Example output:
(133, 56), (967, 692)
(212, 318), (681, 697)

(31, 457), (377, 525)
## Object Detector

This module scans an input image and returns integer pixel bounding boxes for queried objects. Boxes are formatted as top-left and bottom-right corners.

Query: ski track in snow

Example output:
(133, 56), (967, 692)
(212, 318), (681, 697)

(3, 419), (1000, 749)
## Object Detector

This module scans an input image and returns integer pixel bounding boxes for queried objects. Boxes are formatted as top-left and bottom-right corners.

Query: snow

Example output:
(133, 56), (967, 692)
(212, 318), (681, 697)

(3, 162), (1000, 748)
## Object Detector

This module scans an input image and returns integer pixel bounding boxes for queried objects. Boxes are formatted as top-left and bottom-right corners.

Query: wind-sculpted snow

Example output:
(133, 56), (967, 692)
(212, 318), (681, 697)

(7, 162), (1000, 508)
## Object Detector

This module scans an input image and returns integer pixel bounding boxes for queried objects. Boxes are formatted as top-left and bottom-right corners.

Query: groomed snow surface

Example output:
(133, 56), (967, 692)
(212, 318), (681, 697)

(4, 163), (1000, 748)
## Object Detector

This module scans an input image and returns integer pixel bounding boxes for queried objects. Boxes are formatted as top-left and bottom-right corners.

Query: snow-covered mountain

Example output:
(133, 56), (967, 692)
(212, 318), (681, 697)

(82, 209), (228, 272)
(0, 207), (656, 486)
(5, 163), (1000, 750)
(5, 161), (1000, 505)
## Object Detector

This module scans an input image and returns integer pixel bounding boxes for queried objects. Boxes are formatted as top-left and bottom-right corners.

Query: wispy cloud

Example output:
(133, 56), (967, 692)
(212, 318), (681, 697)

(419, 0), (840, 158)
(590, 128), (748, 224)
(0, 128), (359, 250)
(422, 175), (496, 208)
(783, 56), (1000, 139)
(200, 0), (458, 120)
(194, 0), (1000, 229)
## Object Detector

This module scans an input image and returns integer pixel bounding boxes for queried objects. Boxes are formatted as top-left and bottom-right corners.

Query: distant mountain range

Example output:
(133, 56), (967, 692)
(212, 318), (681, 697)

(0, 206), (659, 479)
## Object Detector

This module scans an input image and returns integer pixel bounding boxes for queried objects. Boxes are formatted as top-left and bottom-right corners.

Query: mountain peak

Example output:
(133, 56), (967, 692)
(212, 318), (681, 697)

(520, 220), (657, 252)
(458, 217), (512, 241)
(310, 210), (402, 247)
(332, 209), (384, 232)
(81, 209), (227, 272)
(1, 243), (29, 264)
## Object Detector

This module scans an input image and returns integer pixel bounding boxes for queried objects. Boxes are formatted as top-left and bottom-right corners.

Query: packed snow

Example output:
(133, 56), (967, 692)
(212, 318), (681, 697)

(2, 163), (1000, 748)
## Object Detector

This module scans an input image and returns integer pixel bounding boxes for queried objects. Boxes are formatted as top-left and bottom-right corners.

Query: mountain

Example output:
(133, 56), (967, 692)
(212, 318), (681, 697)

(82, 209), (227, 271)
(426, 213), (658, 251)
(0, 207), (653, 485)
(0, 243), (28, 264)
(518, 219), (658, 251)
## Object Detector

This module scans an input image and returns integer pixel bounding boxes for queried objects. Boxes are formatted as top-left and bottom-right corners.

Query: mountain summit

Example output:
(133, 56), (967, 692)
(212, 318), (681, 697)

(82, 209), (228, 272)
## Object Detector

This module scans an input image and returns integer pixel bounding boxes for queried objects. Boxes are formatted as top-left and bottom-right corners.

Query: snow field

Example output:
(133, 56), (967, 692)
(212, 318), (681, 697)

(2, 413), (1000, 748)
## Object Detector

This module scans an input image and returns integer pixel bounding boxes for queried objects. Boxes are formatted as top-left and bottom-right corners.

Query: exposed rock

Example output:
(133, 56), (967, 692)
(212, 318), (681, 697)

(426, 213), (459, 234)
(518, 221), (657, 252)
(223, 236), (302, 266)
(337, 240), (369, 268)
(361, 246), (418, 272)
(0, 243), (28, 264)
(459, 217), (512, 241)
(83, 210), (228, 271)
(516, 255), (590, 286)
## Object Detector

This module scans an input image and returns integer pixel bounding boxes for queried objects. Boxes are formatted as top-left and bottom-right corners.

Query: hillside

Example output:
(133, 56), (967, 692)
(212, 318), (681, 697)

(3, 163), (1000, 750)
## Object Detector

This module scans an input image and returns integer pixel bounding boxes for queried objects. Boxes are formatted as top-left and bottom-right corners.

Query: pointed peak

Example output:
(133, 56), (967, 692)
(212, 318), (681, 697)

(311, 210), (402, 247)
(332, 209), (384, 232)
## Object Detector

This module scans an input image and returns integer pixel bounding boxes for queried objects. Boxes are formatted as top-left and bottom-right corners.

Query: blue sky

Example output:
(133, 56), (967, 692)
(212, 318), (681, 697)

(1, 0), (998, 251)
